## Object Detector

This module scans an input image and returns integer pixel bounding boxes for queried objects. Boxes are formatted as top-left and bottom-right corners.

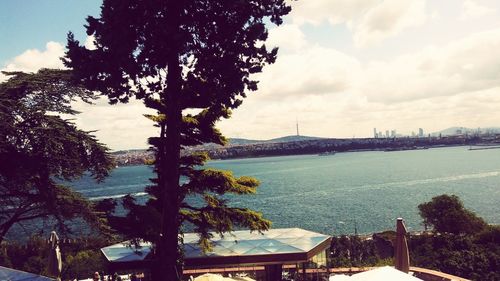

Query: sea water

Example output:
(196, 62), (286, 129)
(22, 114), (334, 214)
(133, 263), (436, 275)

(67, 146), (500, 235)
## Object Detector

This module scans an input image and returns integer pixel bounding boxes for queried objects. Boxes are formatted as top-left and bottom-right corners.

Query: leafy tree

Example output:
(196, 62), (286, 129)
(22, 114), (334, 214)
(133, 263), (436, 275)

(65, 0), (290, 279)
(63, 250), (106, 280)
(0, 69), (114, 243)
(329, 235), (378, 267)
(418, 194), (487, 235)
(410, 233), (500, 281)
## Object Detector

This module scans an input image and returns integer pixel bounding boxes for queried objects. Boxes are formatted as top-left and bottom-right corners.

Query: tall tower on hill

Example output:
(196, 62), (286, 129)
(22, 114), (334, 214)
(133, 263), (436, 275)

(296, 118), (300, 136)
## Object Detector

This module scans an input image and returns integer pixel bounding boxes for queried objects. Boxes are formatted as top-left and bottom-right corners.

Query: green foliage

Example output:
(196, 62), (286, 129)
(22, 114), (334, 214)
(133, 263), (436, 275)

(327, 200), (500, 281)
(410, 231), (500, 281)
(64, 250), (106, 280)
(0, 69), (114, 242)
(372, 258), (394, 267)
(328, 229), (500, 281)
(1, 237), (49, 276)
(65, 1), (290, 279)
(418, 194), (487, 235)
(413, 195), (499, 280)
(475, 225), (500, 245)
(329, 236), (378, 268)
(0, 236), (109, 280)
(0, 245), (12, 268)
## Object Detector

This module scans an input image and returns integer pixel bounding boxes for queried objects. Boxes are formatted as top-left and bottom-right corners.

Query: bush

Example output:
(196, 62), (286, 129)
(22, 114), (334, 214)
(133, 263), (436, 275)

(64, 250), (106, 280)
(0, 235), (112, 280)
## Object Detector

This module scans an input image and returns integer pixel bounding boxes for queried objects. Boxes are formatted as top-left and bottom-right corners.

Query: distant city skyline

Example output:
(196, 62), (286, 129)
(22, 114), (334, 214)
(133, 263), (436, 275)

(2, 0), (500, 150)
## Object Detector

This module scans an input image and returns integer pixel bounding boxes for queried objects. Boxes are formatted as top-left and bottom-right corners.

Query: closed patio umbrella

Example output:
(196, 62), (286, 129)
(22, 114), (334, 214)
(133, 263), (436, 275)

(47, 231), (62, 281)
(394, 218), (410, 273)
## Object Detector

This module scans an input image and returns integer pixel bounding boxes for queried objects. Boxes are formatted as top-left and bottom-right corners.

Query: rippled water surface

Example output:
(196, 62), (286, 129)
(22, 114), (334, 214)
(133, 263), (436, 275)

(72, 146), (500, 235)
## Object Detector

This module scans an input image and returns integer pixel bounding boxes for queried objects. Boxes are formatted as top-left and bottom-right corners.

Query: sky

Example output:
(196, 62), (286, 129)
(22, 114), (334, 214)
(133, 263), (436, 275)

(1, 0), (500, 150)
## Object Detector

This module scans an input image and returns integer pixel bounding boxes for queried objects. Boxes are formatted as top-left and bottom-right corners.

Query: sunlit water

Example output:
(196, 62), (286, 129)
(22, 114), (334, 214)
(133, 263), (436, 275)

(66, 146), (500, 236)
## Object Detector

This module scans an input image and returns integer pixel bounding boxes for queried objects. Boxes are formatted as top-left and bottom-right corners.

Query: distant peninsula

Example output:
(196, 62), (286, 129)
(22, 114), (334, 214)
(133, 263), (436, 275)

(111, 129), (500, 166)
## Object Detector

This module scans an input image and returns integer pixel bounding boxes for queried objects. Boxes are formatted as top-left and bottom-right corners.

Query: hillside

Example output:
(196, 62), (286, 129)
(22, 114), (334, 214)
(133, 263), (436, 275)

(229, 135), (322, 145)
(432, 127), (500, 136)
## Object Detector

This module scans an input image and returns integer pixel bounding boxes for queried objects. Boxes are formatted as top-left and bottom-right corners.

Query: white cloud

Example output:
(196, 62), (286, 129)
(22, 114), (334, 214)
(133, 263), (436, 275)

(71, 98), (156, 150)
(288, 0), (428, 48)
(290, 0), (378, 26)
(84, 35), (97, 50)
(256, 46), (360, 99)
(2, 42), (65, 73)
(266, 24), (307, 51)
(361, 28), (500, 102)
(220, 26), (500, 139)
(259, 26), (500, 103)
(353, 0), (427, 48)
(4, 12), (500, 146)
(460, 0), (495, 20)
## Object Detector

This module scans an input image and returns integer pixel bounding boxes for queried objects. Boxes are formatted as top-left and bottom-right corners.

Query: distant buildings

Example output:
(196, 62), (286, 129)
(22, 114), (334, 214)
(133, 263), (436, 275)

(374, 128), (400, 138)
(374, 128), (393, 139)
(371, 128), (427, 138)
(418, 128), (424, 137)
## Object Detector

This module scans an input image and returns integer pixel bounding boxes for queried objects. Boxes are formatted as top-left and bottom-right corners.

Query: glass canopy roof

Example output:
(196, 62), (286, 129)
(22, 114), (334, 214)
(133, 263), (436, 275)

(0, 266), (55, 281)
(183, 228), (330, 258)
(101, 240), (152, 263)
(101, 228), (331, 266)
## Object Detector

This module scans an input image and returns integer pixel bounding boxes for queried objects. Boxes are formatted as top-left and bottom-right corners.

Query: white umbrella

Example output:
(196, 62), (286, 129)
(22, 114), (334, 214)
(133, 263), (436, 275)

(194, 273), (227, 281)
(394, 218), (410, 273)
(232, 277), (256, 281)
(194, 273), (254, 281)
(47, 231), (62, 281)
(329, 274), (351, 281)
(350, 266), (422, 281)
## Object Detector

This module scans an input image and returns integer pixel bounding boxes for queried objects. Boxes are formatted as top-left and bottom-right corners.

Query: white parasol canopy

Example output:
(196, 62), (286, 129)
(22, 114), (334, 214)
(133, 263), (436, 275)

(328, 274), (351, 281)
(329, 266), (423, 281)
(194, 273), (256, 281)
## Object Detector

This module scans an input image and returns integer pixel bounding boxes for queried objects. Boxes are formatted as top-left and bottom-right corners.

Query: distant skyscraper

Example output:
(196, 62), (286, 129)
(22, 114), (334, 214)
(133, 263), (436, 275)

(391, 130), (396, 138)
(386, 130), (390, 138)
(374, 128), (377, 138)
(418, 128), (424, 137)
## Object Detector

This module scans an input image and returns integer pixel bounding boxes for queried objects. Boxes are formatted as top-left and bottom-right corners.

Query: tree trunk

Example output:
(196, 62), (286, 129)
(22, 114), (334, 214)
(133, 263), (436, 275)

(154, 2), (184, 280)
(154, 65), (183, 281)
(156, 94), (182, 281)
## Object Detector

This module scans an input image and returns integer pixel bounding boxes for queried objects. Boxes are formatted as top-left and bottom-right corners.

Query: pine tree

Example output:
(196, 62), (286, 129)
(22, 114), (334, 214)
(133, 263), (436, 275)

(0, 69), (114, 243)
(64, 1), (290, 280)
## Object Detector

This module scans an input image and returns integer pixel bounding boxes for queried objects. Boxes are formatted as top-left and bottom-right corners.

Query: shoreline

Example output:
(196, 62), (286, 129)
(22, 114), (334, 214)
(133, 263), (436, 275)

(115, 144), (471, 166)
